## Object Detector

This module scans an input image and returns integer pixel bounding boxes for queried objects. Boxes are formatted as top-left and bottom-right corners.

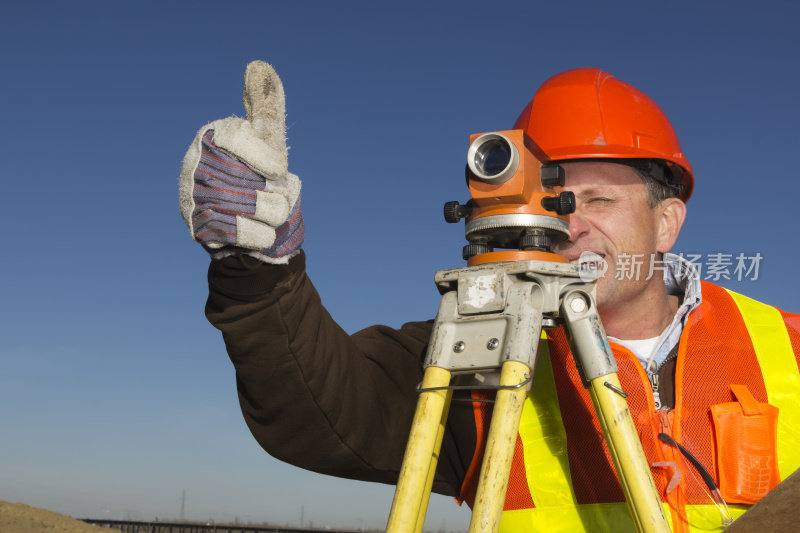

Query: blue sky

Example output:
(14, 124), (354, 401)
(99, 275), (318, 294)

(1, 1), (798, 530)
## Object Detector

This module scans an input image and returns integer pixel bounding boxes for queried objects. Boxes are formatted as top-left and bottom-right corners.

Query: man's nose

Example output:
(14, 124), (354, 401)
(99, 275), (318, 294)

(564, 209), (590, 243)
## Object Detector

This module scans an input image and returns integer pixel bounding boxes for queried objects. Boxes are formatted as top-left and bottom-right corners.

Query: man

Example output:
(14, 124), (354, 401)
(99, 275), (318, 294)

(179, 61), (800, 532)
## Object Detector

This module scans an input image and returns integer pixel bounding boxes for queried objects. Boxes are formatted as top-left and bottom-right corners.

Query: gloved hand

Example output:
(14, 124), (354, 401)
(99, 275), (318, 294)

(179, 60), (304, 264)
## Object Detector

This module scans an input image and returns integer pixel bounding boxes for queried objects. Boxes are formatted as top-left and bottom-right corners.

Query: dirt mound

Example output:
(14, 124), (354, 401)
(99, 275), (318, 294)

(0, 501), (116, 533)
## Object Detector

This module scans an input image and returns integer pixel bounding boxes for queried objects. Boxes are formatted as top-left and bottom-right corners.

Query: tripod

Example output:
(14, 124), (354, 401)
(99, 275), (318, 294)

(385, 258), (671, 533)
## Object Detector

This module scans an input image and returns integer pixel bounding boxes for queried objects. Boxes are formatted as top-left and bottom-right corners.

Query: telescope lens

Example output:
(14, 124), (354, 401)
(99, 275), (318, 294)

(475, 139), (512, 176)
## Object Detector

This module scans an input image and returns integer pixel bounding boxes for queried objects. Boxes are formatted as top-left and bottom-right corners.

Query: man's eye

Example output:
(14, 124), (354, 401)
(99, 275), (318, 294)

(587, 197), (613, 204)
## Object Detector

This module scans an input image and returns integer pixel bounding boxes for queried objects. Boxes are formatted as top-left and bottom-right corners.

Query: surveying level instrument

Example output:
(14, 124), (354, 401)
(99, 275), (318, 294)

(385, 131), (671, 533)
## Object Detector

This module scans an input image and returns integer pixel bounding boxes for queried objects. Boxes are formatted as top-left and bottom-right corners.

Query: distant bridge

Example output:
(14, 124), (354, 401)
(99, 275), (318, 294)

(80, 519), (370, 533)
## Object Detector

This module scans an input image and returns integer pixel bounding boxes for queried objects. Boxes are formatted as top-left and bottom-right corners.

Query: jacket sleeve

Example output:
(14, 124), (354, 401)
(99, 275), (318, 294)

(204, 251), (477, 496)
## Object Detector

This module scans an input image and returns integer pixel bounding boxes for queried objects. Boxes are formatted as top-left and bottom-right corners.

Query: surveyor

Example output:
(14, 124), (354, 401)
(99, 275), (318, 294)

(179, 61), (800, 532)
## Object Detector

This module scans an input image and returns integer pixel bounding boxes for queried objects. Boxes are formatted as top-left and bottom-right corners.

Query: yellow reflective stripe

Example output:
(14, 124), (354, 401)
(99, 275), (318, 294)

(684, 504), (749, 532)
(517, 337), (576, 507)
(500, 503), (749, 532)
(500, 503), (638, 532)
(726, 289), (800, 479)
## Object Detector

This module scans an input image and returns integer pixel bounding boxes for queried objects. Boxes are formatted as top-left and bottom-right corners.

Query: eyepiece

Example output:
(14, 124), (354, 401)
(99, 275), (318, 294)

(467, 133), (519, 183)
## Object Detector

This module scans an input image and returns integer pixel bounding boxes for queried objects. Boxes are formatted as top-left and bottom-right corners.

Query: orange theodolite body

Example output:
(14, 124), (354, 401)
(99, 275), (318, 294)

(464, 129), (570, 266)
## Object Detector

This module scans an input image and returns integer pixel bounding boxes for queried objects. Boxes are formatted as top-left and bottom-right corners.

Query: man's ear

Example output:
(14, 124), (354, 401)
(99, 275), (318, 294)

(656, 197), (686, 253)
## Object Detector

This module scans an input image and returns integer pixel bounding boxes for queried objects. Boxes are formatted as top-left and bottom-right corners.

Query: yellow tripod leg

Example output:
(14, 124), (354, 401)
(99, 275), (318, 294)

(469, 360), (529, 533)
(387, 366), (452, 533)
(413, 373), (454, 533)
(562, 288), (670, 532)
(589, 374), (670, 533)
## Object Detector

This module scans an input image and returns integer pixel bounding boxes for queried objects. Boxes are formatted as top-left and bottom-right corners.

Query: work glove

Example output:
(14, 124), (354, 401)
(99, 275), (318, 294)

(179, 60), (303, 264)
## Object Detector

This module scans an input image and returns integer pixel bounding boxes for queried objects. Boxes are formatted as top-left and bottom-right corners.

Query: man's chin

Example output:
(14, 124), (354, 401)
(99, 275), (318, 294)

(591, 281), (614, 312)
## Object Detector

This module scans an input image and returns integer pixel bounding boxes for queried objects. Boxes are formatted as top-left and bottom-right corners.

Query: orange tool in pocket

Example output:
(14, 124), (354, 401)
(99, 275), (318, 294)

(710, 384), (780, 504)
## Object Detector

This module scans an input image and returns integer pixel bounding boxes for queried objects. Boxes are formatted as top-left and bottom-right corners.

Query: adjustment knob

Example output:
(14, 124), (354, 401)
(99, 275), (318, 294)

(520, 231), (551, 251)
(462, 243), (492, 260)
(443, 201), (471, 223)
(541, 191), (576, 215)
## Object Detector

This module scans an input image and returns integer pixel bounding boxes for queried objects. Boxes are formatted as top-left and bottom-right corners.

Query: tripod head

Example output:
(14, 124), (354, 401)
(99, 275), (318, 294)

(444, 129), (576, 266)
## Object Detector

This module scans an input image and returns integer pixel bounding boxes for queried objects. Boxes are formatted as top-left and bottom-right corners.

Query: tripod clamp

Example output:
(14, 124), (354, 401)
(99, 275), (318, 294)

(416, 374), (531, 394)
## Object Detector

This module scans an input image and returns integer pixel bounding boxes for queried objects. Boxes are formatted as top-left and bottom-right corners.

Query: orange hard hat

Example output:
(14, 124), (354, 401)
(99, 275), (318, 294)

(513, 68), (694, 201)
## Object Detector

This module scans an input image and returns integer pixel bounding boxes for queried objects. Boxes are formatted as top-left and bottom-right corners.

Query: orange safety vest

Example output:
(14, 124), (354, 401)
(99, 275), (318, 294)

(459, 282), (800, 532)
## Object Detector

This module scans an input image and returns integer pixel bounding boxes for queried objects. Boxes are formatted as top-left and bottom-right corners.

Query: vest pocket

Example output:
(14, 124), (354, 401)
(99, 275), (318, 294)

(710, 384), (780, 504)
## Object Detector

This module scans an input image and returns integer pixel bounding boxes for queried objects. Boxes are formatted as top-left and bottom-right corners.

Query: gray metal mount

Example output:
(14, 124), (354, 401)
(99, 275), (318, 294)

(425, 259), (617, 386)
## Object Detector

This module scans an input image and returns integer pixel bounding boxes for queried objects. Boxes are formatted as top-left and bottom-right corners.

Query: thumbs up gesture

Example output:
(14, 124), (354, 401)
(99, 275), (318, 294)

(179, 61), (303, 263)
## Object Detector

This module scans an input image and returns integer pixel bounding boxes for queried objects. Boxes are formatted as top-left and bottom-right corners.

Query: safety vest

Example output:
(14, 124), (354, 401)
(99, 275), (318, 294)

(459, 282), (800, 532)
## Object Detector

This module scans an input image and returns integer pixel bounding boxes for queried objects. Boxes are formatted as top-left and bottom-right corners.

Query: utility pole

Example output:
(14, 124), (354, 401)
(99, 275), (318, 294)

(180, 489), (186, 521)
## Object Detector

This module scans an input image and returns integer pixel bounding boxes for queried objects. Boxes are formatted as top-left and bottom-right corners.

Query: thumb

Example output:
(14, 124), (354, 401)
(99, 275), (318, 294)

(243, 60), (287, 147)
